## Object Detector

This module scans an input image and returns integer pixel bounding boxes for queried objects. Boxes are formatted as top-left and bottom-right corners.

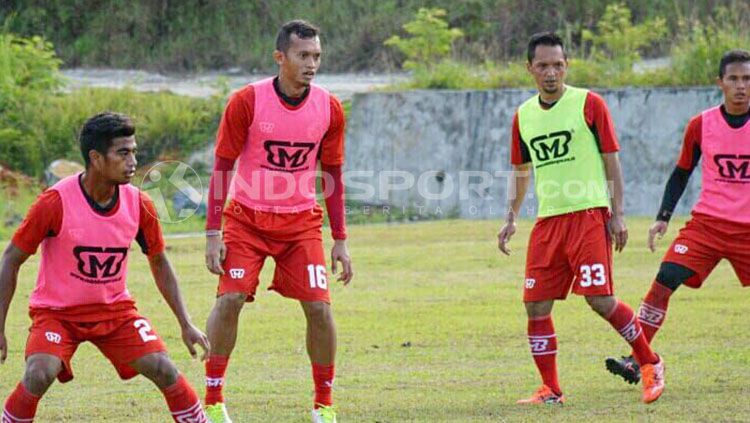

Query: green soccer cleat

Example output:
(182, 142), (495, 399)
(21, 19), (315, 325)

(311, 405), (337, 423)
(206, 403), (232, 423)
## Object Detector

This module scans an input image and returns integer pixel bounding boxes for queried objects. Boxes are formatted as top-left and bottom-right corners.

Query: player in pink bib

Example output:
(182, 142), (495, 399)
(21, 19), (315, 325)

(606, 50), (750, 384)
(0, 113), (209, 422)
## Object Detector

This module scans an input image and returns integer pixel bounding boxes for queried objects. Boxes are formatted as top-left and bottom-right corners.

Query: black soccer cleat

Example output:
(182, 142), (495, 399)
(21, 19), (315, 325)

(605, 355), (641, 385)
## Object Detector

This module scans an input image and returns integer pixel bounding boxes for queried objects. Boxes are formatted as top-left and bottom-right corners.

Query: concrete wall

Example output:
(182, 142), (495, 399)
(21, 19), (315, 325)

(344, 87), (722, 219)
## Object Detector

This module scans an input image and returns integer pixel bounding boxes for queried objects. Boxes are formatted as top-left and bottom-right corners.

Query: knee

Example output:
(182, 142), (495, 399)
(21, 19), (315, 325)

(141, 354), (179, 388)
(586, 295), (615, 316)
(23, 360), (59, 394)
(215, 293), (246, 318)
(304, 302), (333, 329)
(655, 262), (693, 291)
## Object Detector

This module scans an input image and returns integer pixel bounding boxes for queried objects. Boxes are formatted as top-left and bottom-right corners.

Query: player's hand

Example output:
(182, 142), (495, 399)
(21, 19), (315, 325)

(648, 220), (669, 252)
(181, 323), (210, 361)
(498, 220), (516, 255)
(0, 332), (7, 364)
(205, 235), (226, 275)
(608, 214), (628, 253)
(331, 240), (353, 285)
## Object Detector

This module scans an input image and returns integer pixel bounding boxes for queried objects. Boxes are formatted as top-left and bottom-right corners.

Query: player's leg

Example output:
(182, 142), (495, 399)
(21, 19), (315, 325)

(204, 216), (266, 421)
(607, 218), (718, 385)
(517, 217), (568, 405)
(130, 352), (207, 423)
(3, 354), (61, 422)
(4, 313), (76, 422)
(570, 210), (663, 402)
(270, 237), (337, 421)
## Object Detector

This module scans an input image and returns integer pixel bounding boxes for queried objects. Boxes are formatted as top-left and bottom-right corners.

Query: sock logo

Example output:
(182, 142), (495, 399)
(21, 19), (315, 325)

(674, 244), (689, 254)
(171, 401), (207, 423)
(638, 303), (665, 326)
(528, 336), (552, 353)
(205, 377), (224, 388)
(45, 331), (62, 344)
(618, 318), (642, 343)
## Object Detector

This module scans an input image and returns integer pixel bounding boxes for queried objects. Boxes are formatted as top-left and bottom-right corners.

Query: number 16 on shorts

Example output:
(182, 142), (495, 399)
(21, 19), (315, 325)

(307, 264), (328, 290)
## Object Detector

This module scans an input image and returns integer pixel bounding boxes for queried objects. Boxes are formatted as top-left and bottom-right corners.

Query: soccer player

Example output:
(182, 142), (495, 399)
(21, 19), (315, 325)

(202, 20), (352, 423)
(0, 112), (209, 422)
(497, 32), (665, 404)
(605, 50), (750, 384)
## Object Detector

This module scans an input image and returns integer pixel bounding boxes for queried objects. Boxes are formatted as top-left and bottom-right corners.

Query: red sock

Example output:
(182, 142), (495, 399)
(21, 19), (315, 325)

(606, 300), (658, 365)
(527, 315), (561, 395)
(638, 281), (673, 343)
(205, 354), (229, 406)
(162, 374), (207, 423)
(3, 382), (40, 422)
(312, 363), (335, 408)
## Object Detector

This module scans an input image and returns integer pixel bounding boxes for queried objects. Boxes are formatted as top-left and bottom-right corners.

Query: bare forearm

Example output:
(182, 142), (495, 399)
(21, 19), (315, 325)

(0, 262), (20, 333)
(507, 165), (531, 219)
(603, 153), (625, 215)
(149, 254), (192, 328)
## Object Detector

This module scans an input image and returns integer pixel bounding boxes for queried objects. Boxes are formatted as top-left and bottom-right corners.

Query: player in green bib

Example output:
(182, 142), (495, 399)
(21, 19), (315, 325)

(497, 32), (665, 405)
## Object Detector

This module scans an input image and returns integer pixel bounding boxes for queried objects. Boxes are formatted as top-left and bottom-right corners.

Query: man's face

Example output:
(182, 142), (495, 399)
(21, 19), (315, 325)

(276, 34), (322, 87)
(718, 62), (750, 109)
(527, 45), (568, 96)
(91, 136), (138, 184)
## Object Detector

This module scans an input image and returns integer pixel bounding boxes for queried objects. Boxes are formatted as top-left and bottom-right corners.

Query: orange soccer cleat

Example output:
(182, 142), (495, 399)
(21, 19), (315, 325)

(516, 385), (565, 405)
(641, 356), (665, 404)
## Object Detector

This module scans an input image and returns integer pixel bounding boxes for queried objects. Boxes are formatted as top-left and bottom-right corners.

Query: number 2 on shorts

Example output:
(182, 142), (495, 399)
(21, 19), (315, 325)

(580, 263), (606, 287)
(134, 319), (158, 343)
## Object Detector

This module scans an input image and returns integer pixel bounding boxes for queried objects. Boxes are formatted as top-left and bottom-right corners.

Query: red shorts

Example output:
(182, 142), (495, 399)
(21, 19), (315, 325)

(524, 208), (614, 302)
(662, 213), (750, 288)
(25, 311), (166, 383)
(219, 212), (330, 303)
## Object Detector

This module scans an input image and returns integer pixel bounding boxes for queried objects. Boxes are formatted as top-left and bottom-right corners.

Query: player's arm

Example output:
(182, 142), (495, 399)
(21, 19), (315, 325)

(586, 92), (628, 252)
(499, 113), (532, 255)
(148, 252), (209, 360)
(602, 152), (627, 252)
(139, 193), (209, 359)
(648, 116), (702, 252)
(0, 190), (60, 363)
(0, 244), (31, 364)
(321, 96), (353, 284)
(206, 88), (252, 275)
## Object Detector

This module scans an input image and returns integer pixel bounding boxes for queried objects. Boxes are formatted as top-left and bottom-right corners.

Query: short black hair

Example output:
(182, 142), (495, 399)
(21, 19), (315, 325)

(527, 32), (566, 63)
(719, 49), (750, 78)
(79, 112), (135, 167)
(276, 20), (320, 53)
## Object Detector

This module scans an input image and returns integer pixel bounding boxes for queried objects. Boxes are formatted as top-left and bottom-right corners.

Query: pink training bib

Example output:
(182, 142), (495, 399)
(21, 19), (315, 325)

(230, 77), (331, 213)
(693, 106), (750, 223)
(30, 174), (140, 309)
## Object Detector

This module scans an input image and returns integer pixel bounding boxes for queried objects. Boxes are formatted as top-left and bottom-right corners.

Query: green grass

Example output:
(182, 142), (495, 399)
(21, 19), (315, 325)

(1, 218), (749, 421)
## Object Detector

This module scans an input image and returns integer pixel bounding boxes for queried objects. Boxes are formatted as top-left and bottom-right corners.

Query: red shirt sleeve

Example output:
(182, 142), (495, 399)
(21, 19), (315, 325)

(676, 115), (702, 171)
(11, 190), (62, 255)
(510, 112), (531, 165)
(320, 96), (346, 166)
(215, 85), (255, 160)
(584, 91), (620, 153)
(136, 192), (166, 257)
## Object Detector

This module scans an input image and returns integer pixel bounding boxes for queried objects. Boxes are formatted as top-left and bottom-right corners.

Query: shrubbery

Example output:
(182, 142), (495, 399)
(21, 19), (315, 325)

(0, 31), (223, 177)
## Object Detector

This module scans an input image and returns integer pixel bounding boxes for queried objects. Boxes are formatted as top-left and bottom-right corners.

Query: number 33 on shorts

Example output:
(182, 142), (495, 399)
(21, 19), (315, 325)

(579, 263), (606, 287)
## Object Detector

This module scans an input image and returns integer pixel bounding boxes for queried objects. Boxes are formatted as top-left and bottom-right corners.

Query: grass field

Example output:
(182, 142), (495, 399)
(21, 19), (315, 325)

(1, 218), (749, 422)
